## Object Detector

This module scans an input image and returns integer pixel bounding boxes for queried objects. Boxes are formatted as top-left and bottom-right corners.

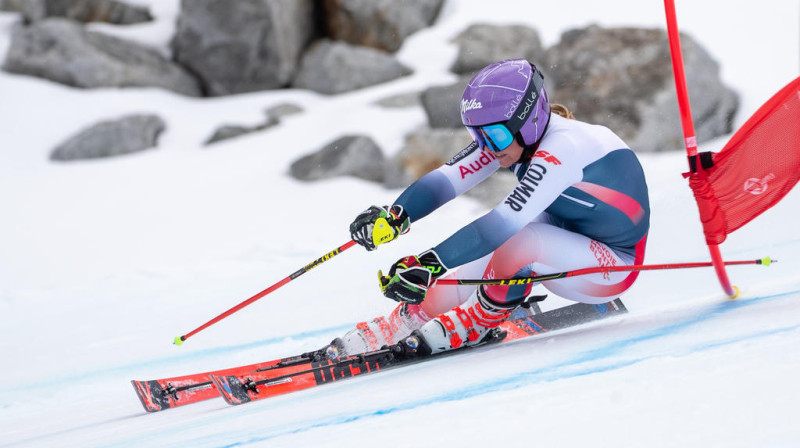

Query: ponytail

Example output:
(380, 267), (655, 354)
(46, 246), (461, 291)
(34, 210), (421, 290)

(550, 103), (574, 119)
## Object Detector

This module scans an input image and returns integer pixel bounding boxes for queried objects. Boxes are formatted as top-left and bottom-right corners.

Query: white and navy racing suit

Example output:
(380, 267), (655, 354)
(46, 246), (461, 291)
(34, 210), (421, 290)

(394, 113), (650, 321)
(341, 114), (651, 354)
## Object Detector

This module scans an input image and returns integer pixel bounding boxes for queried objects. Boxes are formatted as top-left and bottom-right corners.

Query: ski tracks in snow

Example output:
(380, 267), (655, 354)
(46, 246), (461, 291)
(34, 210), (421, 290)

(94, 286), (800, 448)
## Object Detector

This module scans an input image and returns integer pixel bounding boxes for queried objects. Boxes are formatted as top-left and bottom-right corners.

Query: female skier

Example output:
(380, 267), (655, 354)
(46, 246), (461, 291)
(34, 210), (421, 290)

(345, 59), (650, 355)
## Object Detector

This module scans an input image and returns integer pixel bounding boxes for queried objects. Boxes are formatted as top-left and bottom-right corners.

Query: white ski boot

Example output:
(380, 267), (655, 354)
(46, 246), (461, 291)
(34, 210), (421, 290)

(337, 302), (428, 356)
(417, 286), (519, 354)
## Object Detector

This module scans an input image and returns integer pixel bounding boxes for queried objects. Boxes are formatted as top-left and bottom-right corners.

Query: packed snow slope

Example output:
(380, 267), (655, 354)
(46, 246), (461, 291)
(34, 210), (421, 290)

(0, 1), (798, 447)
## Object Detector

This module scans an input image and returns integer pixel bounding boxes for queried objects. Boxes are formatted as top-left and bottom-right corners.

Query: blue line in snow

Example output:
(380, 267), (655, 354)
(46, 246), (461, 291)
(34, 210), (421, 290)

(206, 288), (800, 448)
(0, 323), (355, 393)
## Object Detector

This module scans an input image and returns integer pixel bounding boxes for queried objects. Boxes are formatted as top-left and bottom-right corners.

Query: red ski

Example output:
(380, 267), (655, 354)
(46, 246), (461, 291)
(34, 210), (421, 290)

(210, 299), (628, 406)
(131, 354), (322, 412)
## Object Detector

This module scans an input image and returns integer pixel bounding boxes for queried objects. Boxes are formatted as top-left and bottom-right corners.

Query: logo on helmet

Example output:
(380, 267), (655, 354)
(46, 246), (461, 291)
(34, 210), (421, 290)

(505, 94), (524, 119)
(461, 98), (483, 114)
(516, 88), (539, 121)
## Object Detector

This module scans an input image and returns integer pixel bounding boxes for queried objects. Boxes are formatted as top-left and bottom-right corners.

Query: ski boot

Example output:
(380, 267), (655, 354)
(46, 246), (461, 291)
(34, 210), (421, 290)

(326, 302), (428, 357)
(416, 286), (521, 355)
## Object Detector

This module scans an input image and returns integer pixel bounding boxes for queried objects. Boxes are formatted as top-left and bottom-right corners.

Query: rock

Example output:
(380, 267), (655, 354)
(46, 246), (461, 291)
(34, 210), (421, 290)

(374, 91), (422, 108)
(290, 135), (385, 182)
(384, 127), (472, 188)
(292, 39), (412, 95)
(385, 126), (516, 206)
(0, 0), (22, 12)
(420, 77), (471, 128)
(1, 19), (202, 96)
(172, 0), (316, 96)
(50, 114), (166, 161)
(265, 103), (304, 121)
(205, 103), (303, 146)
(204, 119), (277, 146)
(450, 24), (545, 75)
(322, 0), (444, 52)
(544, 25), (738, 152)
(19, 0), (152, 25)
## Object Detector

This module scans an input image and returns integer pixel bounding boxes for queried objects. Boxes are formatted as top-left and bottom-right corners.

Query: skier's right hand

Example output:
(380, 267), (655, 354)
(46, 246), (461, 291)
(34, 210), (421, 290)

(350, 205), (410, 251)
(379, 249), (448, 304)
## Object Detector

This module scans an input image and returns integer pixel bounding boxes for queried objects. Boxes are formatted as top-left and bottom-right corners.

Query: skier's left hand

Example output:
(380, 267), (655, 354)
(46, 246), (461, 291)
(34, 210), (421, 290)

(380, 249), (448, 304)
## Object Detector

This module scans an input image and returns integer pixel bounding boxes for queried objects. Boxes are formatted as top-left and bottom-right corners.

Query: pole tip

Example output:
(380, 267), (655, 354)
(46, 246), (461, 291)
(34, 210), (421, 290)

(173, 335), (185, 346)
(760, 257), (775, 266)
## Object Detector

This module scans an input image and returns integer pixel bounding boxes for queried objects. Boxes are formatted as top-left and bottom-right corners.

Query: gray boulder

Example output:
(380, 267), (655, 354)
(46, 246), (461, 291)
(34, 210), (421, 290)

(20, 0), (152, 25)
(0, 0), (21, 12)
(374, 91), (422, 109)
(204, 119), (277, 146)
(265, 103), (304, 121)
(51, 114), (166, 161)
(385, 127), (516, 206)
(322, 0), (444, 52)
(1, 19), (202, 96)
(292, 39), (412, 95)
(205, 103), (303, 146)
(385, 127), (472, 188)
(172, 0), (316, 96)
(290, 135), (385, 182)
(450, 24), (545, 75)
(545, 25), (738, 152)
(420, 77), (471, 128)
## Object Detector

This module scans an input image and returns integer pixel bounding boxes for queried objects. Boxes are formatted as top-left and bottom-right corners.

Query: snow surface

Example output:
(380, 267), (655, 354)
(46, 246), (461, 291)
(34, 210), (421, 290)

(1, 1), (799, 447)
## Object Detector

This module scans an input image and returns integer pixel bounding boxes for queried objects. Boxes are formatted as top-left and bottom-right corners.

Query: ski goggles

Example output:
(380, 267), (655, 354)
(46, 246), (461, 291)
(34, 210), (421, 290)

(466, 124), (516, 152)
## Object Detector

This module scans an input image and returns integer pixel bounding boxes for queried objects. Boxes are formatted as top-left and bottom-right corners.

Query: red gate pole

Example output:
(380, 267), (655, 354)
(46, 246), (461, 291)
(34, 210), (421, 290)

(663, 0), (737, 297)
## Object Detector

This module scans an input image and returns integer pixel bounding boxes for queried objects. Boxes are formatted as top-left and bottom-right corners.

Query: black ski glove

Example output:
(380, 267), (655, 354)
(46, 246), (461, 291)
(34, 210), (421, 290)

(350, 205), (410, 251)
(379, 249), (448, 304)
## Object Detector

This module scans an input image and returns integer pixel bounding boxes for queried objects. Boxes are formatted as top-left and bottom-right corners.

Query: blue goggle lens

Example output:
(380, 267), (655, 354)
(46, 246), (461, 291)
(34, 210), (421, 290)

(466, 124), (515, 152)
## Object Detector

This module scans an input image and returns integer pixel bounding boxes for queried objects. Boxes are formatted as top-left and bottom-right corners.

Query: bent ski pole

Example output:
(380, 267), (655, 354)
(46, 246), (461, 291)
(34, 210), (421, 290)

(433, 257), (775, 286)
(174, 240), (358, 346)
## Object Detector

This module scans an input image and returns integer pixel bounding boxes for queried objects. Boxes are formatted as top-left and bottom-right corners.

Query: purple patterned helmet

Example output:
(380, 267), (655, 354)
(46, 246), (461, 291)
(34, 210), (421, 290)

(460, 59), (550, 146)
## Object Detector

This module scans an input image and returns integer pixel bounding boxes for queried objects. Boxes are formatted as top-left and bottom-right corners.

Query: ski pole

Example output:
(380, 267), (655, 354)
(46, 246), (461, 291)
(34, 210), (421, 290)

(174, 240), (358, 346)
(434, 257), (775, 286)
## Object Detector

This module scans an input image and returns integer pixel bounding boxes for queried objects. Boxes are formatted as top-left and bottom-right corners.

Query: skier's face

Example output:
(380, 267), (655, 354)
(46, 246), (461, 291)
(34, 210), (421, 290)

(493, 140), (523, 168)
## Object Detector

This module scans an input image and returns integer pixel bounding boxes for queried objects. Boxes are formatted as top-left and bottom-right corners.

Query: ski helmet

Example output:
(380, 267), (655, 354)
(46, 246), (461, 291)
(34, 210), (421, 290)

(460, 59), (550, 147)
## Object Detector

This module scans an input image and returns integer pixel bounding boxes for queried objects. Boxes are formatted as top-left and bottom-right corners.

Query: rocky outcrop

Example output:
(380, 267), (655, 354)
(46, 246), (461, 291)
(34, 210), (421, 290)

(322, 0), (444, 52)
(384, 127), (472, 188)
(171, 0), (316, 96)
(4, 0), (442, 98)
(420, 77), (471, 128)
(19, 0), (152, 25)
(0, 0), (21, 12)
(292, 39), (412, 95)
(544, 25), (738, 152)
(374, 91), (422, 109)
(2, 19), (202, 96)
(450, 24), (545, 75)
(50, 114), (166, 161)
(385, 127), (517, 205)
